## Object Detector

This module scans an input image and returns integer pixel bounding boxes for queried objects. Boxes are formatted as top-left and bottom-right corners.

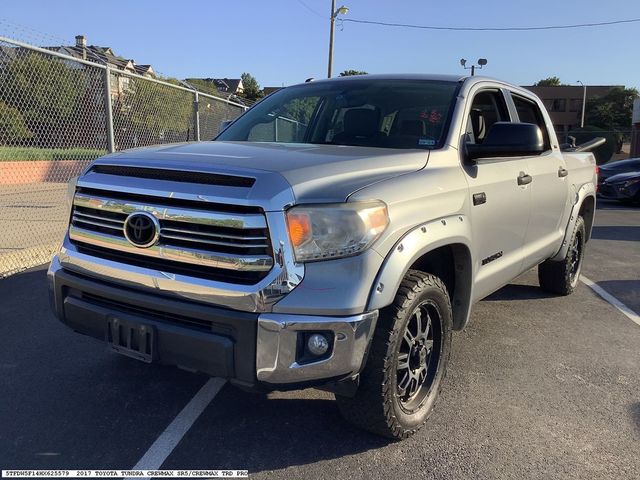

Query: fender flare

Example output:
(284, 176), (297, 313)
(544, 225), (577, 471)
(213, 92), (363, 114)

(366, 214), (475, 330)
(550, 182), (596, 262)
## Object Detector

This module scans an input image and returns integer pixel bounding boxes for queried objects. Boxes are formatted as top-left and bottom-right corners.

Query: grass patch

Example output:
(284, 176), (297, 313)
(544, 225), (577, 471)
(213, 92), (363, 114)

(0, 147), (107, 161)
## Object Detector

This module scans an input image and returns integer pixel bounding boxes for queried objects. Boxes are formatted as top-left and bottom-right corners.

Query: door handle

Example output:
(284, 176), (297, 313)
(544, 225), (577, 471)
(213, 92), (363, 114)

(517, 172), (533, 185)
(558, 167), (568, 178)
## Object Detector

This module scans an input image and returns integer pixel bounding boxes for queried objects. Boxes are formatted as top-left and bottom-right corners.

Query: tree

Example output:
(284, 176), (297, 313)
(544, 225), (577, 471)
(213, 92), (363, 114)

(0, 52), (82, 147)
(240, 72), (263, 101)
(116, 75), (194, 148)
(0, 101), (32, 143)
(585, 87), (639, 133)
(533, 76), (563, 86)
(339, 69), (368, 77)
(184, 78), (223, 98)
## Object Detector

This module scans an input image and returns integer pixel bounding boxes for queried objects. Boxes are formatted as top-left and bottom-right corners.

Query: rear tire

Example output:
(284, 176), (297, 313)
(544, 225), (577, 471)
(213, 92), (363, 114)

(335, 270), (452, 439)
(538, 216), (586, 295)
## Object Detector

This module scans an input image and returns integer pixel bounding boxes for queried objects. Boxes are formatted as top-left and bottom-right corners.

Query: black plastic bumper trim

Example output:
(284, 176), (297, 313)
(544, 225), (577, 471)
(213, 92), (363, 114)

(51, 268), (258, 384)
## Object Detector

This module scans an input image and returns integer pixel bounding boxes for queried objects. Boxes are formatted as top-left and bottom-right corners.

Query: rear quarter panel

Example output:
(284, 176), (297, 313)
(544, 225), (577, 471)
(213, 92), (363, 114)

(551, 151), (597, 261)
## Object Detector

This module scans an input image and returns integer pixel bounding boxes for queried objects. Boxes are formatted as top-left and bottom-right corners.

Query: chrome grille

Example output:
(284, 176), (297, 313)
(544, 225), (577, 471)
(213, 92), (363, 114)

(69, 188), (273, 284)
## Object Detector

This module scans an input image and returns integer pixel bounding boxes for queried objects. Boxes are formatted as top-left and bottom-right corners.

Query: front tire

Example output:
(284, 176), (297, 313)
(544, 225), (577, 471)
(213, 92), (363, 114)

(538, 216), (586, 295)
(335, 270), (452, 439)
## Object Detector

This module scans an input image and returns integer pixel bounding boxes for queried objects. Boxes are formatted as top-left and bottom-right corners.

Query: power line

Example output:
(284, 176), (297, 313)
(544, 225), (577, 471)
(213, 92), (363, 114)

(341, 17), (640, 32)
(294, 0), (326, 19)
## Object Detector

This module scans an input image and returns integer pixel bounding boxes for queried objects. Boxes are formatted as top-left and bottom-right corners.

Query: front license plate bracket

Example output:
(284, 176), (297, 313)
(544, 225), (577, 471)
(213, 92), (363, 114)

(106, 316), (155, 363)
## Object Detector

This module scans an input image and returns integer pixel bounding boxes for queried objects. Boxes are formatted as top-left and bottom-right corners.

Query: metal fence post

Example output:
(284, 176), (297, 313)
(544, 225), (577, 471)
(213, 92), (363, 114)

(193, 91), (201, 141)
(104, 66), (115, 153)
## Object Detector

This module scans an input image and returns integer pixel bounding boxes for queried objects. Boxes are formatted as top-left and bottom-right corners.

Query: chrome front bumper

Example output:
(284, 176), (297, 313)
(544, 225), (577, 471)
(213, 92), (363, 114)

(256, 310), (378, 384)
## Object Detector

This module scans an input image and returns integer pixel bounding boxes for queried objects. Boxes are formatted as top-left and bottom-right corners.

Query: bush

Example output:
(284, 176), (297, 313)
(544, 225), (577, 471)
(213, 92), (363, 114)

(0, 101), (32, 142)
(567, 125), (616, 165)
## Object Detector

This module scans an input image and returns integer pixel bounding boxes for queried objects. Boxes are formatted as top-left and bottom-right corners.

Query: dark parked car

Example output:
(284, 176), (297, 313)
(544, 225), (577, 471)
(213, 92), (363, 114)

(598, 157), (640, 185)
(598, 171), (640, 203)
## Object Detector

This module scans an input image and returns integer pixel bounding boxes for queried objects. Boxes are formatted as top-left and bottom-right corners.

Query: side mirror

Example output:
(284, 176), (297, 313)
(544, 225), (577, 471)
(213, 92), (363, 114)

(218, 120), (234, 134)
(465, 122), (544, 162)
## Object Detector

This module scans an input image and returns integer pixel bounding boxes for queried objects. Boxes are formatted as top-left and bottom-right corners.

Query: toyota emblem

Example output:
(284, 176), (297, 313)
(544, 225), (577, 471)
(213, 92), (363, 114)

(123, 212), (160, 248)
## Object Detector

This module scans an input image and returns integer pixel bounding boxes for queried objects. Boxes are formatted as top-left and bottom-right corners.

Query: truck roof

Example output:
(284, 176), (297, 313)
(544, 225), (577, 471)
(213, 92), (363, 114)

(287, 73), (520, 91)
(292, 73), (468, 87)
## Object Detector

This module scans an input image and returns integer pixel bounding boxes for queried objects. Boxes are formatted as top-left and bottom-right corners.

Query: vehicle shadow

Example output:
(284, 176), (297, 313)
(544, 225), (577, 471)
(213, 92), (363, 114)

(483, 282), (555, 302)
(162, 386), (392, 472)
(596, 199), (639, 211)
(590, 225), (640, 242)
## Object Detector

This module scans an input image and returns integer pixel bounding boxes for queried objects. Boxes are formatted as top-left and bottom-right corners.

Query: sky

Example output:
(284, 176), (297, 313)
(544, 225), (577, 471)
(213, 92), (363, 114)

(2, 0), (639, 90)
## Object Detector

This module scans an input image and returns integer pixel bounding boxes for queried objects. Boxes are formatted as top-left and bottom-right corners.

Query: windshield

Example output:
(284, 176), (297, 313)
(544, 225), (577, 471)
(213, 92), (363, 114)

(216, 79), (460, 150)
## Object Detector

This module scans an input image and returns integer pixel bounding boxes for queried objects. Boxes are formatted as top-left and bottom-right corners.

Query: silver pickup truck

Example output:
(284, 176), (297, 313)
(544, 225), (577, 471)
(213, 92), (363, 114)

(48, 74), (598, 439)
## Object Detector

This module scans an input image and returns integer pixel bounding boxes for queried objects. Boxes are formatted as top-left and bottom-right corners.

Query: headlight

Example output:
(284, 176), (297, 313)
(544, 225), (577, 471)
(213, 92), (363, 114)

(286, 201), (389, 262)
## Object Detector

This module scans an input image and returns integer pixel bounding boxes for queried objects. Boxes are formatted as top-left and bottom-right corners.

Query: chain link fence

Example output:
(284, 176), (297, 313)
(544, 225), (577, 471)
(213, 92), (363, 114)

(0, 33), (248, 276)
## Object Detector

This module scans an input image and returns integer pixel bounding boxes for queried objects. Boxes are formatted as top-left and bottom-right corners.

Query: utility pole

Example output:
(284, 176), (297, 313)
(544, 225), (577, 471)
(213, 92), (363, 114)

(327, 1), (349, 78)
(328, 0), (336, 78)
(577, 80), (587, 128)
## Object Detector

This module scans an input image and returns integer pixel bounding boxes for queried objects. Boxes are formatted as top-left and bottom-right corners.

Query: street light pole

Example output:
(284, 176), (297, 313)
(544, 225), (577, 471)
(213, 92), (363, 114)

(577, 80), (587, 128)
(327, 0), (336, 78)
(327, 2), (348, 78)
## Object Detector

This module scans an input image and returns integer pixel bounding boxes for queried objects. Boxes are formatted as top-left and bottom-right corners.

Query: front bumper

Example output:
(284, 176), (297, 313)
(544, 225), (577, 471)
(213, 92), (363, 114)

(48, 256), (377, 389)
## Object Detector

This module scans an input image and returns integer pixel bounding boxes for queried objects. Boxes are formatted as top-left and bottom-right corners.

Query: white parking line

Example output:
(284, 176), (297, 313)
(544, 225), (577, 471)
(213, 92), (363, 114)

(127, 377), (226, 478)
(580, 275), (640, 326)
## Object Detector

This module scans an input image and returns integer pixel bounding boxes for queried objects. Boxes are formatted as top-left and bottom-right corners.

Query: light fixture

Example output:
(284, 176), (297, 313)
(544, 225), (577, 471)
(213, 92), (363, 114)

(459, 57), (488, 76)
(307, 333), (330, 356)
(335, 5), (349, 17)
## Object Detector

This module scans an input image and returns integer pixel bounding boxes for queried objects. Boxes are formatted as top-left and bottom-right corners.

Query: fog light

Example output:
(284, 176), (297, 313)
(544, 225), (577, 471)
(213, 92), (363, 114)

(307, 333), (329, 356)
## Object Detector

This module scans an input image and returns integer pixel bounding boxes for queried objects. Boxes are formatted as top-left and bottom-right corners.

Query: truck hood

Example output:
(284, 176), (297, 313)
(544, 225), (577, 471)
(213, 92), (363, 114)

(91, 141), (429, 206)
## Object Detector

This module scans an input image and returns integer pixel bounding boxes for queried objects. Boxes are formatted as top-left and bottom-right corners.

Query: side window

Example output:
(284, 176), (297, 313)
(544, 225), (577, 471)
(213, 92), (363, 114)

(465, 90), (509, 145)
(511, 94), (551, 150)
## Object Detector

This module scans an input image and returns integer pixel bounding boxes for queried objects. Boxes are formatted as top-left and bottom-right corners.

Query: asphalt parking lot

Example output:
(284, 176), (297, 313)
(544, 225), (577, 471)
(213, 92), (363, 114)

(1, 199), (638, 479)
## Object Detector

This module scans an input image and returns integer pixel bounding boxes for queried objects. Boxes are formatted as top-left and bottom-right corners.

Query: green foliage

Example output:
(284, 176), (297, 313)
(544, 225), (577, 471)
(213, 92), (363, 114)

(533, 76), (563, 86)
(240, 72), (263, 101)
(339, 70), (368, 77)
(0, 101), (32, 141)
(0, 146), (106, 161)
(585, 87), (639, 133)
(184, 78), (224, 98)
(0, 53), (82, 145)
(568, 125), (616, 165)
(116, 75), (193, 146)
(283, 97), (318, 124)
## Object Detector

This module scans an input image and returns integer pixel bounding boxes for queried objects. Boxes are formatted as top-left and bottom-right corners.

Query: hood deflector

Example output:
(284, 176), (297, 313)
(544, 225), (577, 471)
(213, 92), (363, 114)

(89, 165), (256, 188)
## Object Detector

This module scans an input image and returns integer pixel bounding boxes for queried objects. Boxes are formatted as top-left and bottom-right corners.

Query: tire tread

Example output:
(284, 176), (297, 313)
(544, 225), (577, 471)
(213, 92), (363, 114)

(336, 270), (451, 439)
(539, 216), (585, 295)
